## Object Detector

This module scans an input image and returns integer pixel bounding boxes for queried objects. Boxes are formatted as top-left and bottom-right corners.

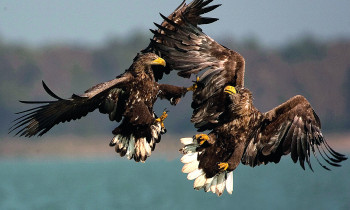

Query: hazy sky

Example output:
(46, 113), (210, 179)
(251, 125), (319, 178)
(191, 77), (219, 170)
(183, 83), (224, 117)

(1, 0), (350, 47)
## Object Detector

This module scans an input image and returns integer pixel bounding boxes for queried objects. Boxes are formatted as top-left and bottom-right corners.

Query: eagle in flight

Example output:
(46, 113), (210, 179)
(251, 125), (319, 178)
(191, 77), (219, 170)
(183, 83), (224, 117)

(9, 0), (220, 162)
(147, 0), (348, 196)
(10, 53), (187, 162)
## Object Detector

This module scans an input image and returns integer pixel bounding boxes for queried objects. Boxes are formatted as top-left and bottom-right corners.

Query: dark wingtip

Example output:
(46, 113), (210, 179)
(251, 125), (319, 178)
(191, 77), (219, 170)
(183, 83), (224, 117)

(199, 4), (221, 15)
(198, 17), (219, 25)
(42, 80), (64, 100)
(159, 13), (178, 28)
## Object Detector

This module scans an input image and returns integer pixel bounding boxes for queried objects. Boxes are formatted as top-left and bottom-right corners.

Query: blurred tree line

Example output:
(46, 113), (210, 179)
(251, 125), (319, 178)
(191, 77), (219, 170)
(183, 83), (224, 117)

(1, 34), (349, 137)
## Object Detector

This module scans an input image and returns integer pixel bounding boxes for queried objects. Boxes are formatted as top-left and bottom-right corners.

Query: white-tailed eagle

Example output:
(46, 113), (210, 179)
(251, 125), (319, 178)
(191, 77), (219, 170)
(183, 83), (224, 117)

(10, 53), (187, 162)
(147, 0), (347, 196)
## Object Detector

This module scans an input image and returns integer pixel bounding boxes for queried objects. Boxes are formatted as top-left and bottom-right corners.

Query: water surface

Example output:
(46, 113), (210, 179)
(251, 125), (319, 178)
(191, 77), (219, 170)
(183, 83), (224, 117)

(0, 157), (349, 210)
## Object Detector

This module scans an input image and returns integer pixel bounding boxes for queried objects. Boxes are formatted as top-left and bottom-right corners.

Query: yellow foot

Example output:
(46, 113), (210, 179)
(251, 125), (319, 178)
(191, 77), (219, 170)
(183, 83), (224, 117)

(187, 76), (200, 91)
(218, 162), (229, 171)
(195, 134), (209, 145)
(224, 86), (237, 95)
(155, 110), (168, 129)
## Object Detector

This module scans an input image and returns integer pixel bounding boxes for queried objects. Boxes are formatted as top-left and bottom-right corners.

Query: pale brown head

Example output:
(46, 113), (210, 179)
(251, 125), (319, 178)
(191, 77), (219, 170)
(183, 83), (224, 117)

(130, 53), (166, 75)
(224, 86), (253, 116)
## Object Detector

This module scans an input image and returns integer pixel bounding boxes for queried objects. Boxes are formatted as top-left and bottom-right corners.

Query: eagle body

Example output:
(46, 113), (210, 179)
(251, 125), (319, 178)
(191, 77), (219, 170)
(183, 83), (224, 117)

(141, 0), (346, 196)
(11, 53), (188, 162)
(123, 66), (160, 125)
(109, 54), (188, 162)
(208, 111), (260, 173)
(195, 89), (262, 177)
(180, 88), (347, 196)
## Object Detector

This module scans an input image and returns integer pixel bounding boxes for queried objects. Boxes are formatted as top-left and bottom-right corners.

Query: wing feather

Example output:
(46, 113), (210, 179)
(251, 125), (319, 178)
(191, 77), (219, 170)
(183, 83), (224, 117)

(149, 15), (245, 130)
(143, 0), (221, 81)
(242, 95), (347, 170)
(9, 73), (132, 137)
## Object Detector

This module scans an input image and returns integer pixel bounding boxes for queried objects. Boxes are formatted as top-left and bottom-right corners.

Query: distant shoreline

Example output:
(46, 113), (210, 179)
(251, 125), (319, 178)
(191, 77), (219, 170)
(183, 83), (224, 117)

(1, 133), (349, 158)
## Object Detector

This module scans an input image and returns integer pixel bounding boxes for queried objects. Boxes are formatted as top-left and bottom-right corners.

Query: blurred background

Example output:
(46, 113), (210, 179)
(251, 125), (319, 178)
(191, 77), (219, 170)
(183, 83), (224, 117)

(1, 0), (349, 209)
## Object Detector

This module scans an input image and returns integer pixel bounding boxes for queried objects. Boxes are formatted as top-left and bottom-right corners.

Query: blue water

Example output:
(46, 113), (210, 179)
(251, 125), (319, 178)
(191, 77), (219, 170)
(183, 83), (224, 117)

(0, 157), (349, 210)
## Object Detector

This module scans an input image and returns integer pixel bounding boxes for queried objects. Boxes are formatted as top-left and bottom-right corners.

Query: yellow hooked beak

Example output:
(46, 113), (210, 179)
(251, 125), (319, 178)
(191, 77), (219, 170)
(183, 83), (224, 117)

(151, 57), (166, 67)
(224, 86), (237, 95)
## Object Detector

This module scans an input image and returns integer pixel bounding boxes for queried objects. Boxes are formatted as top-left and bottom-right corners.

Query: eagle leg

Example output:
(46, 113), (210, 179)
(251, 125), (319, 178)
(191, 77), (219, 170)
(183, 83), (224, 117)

(187, 76), (200, 91)
(155, 110), (168, 130)
(218, 162), (229, 171)
(194, 134), (209, 145)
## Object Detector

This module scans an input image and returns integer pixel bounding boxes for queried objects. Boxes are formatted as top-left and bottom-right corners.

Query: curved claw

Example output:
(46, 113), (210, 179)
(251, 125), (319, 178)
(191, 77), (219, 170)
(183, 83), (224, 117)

(218, 162), (229, 171)
(187, 84), (197, 91)
(156, 110), (168, 130)
(187, 76), (200, 92)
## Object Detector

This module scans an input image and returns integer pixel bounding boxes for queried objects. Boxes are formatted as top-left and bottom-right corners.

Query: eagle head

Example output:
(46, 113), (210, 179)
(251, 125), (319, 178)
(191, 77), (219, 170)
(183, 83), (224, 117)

(224, 86), (253, 116)
(130, 53), (166, 75)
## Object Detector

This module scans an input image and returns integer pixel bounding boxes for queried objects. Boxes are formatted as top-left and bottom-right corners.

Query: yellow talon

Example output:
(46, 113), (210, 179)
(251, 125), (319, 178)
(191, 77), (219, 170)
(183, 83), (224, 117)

(187, 84), (197, 91)
(195, 134), (209, 145)
(218, 162), (229, 171)
(156, 110), (168, 129)
(224, 86), (237, 95)
(187, 76), (200, 91)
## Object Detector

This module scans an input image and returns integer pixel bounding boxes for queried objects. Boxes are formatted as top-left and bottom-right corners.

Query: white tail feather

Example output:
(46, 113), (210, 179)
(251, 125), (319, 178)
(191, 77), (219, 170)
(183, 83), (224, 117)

(180, 136), (234, 196)
(126, 136), (135, 159)
(210, 176), (218, 193)
(194, 174), (206, 190)
(226, 171), (234, 194)
(151, 130), (158, 139)
(144, 138), (152, 156)
(111, 116), (165, 162)
(187, 169), (204, 180)
(150, 138), (155, 148)
(181, 153), (198, 164)
(135, 139), (141, 157)
(151, 124), (160, 139)
(182, 160), (199, 173)
(154, 123), (161, 133)
(111, 135), (120, 145)
(140, 138), (146, 159)
(215, 173), (226, 196)
(118, 137), (127, 151)
(204, 177), (213, 192)
(180, 137), (194, 145)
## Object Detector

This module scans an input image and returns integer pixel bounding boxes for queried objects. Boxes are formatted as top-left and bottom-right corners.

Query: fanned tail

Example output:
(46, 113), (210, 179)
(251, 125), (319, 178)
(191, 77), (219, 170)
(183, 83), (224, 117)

(180, 136), (233, 196)
(110, 115), (165, 162)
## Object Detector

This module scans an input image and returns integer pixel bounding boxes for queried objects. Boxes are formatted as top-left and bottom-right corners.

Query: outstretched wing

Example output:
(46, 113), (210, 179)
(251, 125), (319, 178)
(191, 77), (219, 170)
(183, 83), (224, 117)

(9, 73), (132, 137)
(169, 0), (220, 26)
(144, 0), (239, 131)
(150, 16), (245, 131)
(143, 0), (221, 81)
(242, 95), (347, 170)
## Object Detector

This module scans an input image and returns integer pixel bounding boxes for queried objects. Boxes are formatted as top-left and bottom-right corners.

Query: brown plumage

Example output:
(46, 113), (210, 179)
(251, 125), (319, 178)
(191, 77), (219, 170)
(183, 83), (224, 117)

(10, 53), (188, 162)
(146, 0), (348, 196)
(147, 0), (245, 131)
(180, 87), (347, 196)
